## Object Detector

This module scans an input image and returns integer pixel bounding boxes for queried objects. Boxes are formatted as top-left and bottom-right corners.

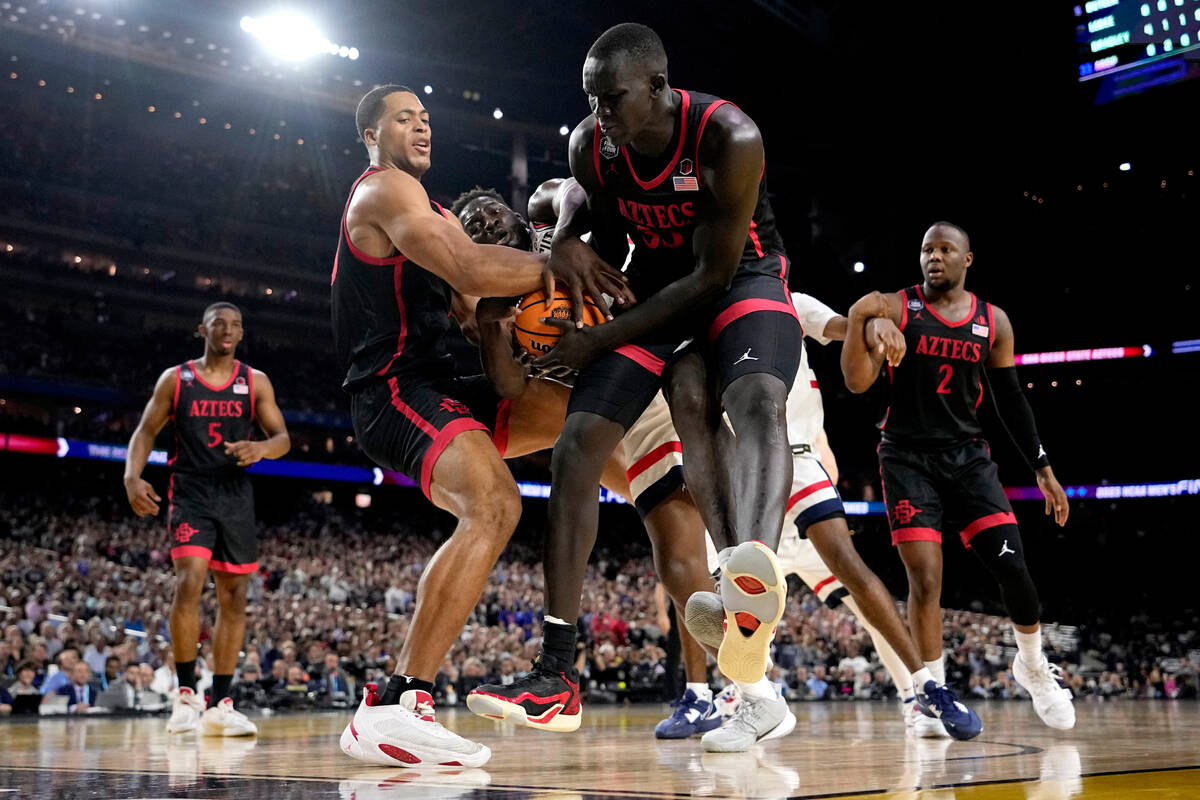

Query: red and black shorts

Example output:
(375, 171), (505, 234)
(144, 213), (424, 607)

(351, 373), (507, 500)
(568, 264), (803, 429)
(168, 471), (258, 573)
(878, 438), (1016, 549)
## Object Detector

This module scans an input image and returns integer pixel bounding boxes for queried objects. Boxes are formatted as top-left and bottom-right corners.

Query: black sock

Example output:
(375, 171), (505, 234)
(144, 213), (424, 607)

(379, 674), (435, 706)
(176, 659), (197, 692)
(210, 674), (233, 706)
(541, 620), (577, 671)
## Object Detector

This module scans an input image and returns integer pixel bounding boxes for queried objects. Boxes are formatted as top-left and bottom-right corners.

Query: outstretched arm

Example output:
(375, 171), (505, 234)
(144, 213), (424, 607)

(986, 306), (1068, 526)
(224, 371), (290, 467)
(123, 368), (175, 517)
(841, 291), (904, 393)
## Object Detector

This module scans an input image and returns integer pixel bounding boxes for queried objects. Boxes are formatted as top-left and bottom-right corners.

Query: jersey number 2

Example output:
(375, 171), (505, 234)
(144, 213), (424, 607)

(936, 364), (953, 394)
(207, 422), (223, 447)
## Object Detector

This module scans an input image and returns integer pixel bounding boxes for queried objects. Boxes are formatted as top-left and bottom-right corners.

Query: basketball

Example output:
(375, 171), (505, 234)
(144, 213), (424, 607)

(513, 288), (606, 356)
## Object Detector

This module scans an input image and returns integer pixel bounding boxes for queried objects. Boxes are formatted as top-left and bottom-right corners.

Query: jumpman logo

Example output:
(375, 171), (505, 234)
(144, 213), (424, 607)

(999, 540), (1015, 557)
(734, 348), (759, 365)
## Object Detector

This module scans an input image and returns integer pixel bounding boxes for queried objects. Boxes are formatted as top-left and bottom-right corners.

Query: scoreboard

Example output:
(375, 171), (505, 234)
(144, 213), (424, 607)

(1076, 0), (1200, 100)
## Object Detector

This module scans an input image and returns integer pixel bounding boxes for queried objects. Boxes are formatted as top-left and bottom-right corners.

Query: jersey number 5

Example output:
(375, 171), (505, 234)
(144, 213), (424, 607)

(936, 364), (953, 394)
(208, 422), (223, 447)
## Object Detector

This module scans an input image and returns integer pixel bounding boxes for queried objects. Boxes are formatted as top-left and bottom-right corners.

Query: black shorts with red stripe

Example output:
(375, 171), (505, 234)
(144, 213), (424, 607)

(878, 438), (1015, 548)
(567, 262), (802, 429)
(168, 471), (257, 573)
(701, 265), (803, 395)
(351, 373), (505, 500)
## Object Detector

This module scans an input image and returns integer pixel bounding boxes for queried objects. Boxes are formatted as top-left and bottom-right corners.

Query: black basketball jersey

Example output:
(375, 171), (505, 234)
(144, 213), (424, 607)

(590, 89), (788, 301)
(331, 167), (456, 393)
(169, 360), (255, 476)
(881, 286), (995, 448)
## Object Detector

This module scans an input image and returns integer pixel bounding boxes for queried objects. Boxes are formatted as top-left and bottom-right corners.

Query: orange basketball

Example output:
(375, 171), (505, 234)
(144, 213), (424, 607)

(513, 288), (606, 356)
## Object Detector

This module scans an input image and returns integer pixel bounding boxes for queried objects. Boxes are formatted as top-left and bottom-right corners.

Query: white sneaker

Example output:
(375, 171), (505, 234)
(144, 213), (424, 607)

(341, 684), (491, 768)
(166, 687), (204, 734)
(908, 698), (951, 739)
(201, 697), (258, 736)
(701, 689), (795, 753)
(1012, 656), (1075, 730)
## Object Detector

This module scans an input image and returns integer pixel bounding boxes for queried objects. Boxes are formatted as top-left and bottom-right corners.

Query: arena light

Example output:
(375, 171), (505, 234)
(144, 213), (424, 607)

(1119, 161), (1131, 171)
(238, 13), (356, 61)
(423, 84), (433, 94)
(1013, 344), (1151, 365)
(493, 107), (503, 120)
(559, 125), (570, 136)
(1172, 338), (1200, 354)
(853, 261), (865, 273)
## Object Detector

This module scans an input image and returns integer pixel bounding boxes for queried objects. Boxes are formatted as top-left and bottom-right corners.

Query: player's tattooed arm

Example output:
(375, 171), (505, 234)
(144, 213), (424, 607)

(986, 305), (1068, 526)
(123, 367), (176, 516)
(225, 371), (290, 467)
(475, 297), (530, 399)
(842, 291), (904, 393)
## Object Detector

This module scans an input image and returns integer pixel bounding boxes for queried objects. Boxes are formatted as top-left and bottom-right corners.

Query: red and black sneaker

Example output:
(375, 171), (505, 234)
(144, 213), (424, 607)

(465, 658), (581, 732)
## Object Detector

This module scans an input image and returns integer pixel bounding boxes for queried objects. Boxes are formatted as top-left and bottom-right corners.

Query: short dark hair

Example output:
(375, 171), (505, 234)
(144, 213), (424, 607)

(928, 220), (971, 251)
(450, 185), (507, 217)
(587, 23), (667, 71)
(16, 660), (38, 674)
(356, 84), (415, 140)
(203, 301), (241, 321)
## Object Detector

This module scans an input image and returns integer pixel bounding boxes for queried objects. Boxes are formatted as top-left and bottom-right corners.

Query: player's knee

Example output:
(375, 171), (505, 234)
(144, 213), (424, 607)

(665, 382), (706, 429)
(173, 571), (205, 604)
(468, 468), (522, 537)
(723, 374), (786, 432)
(906, 567), (942, 604)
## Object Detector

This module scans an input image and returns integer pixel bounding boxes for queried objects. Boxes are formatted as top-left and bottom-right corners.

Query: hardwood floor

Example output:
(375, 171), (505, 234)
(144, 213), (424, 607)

(1, 699), (1197, 799)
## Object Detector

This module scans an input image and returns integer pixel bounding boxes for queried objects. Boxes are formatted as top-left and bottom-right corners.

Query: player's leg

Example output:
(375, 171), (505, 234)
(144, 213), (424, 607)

(165, 475), (214, 733)
(344, 377), (513, 767)
(492, 377), (571, 458)
(644, 489), (725, 739)
(204, 569), (258, 736)
(952, 442), (1074, 729)
(665, 351), (737, 549)
(703, 273), (802, 692)
(467, 344), (669, 732)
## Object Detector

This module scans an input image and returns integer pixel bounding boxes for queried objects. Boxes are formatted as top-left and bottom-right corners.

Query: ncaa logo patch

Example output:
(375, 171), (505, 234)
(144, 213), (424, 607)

(907, 299), (923, 311)
(180, 369), (195, 383)
(678, 158), (694, 176)
(599, 135), (618, 159)
(233, 376), (249, 394)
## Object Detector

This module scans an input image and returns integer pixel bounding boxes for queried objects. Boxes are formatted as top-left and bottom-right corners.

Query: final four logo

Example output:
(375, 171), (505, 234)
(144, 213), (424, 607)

(599, 135), (618, 159)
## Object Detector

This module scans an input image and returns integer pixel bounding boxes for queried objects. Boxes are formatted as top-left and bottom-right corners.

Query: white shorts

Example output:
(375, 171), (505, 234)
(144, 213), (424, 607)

(704, 455), (848, 608)
(621, 392), (685, 517)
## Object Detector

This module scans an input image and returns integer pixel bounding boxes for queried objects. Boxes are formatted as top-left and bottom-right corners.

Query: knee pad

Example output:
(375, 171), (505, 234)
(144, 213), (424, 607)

(969, 524), (1040, 625)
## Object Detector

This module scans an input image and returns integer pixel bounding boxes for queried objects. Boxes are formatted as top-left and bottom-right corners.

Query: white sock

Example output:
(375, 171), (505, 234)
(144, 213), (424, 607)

(736, 677), (775, 700)
(924, 657), (945, 685)
(686, 682), (712, 702)
(544, 614), (569, 627)
(911, 667), (935, 691)
(1014, 625), (1043, 666)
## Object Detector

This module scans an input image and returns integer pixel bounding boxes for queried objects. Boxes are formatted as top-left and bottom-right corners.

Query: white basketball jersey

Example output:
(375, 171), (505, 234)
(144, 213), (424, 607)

(785, 293), (839, 449)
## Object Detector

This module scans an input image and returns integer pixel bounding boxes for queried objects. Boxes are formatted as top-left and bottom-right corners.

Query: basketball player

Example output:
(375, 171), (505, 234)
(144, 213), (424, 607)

(331, 84), (628, 768)
(457, 185), (979, 746)
(841, 221), (1075, 731)
(124, 302), (290, 737)
(472, 22), (804, 741)
(451, 185), (724, 739)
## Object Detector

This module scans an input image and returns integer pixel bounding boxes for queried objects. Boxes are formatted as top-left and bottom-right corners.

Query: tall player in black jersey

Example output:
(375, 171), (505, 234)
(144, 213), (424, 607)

(332, 85), (628, 768)
(124, 302), (290, 737)
(842, 221), (1075, 731)
(473, 23), (803, 743)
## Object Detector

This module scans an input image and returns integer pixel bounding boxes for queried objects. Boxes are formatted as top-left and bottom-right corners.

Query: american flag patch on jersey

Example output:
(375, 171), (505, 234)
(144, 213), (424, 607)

(972, 323), (989, 338)
(673, 176), (699, 191)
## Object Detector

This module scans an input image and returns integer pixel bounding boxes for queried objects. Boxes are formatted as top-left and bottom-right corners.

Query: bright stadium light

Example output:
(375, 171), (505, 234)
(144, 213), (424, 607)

(493, 107), (503, 120)
(1119, 161), (1131, 171)
(559, 124), (570, 135)
(239, 13), (353, 61)
(853, 261), (865, 273)
(424, 84), (433, 94)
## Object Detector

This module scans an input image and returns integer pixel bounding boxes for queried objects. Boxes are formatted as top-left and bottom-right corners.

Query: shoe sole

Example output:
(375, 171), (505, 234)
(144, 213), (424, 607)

(717, 542), (785, 683)
(684, 591), (726, 652)
(465, 691), (581, 733)
(339, 721), (491, 768)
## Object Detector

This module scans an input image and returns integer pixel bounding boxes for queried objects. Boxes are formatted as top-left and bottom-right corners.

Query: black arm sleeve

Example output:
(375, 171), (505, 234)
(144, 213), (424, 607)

(986, 366), (1051, 471)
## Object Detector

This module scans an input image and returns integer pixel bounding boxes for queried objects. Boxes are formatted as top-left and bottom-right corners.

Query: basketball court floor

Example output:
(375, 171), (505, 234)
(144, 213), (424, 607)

(1, 700), (1197, 799)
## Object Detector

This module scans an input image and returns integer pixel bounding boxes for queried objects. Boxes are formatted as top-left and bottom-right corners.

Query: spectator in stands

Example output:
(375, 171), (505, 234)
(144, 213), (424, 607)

(40, 646), (81, 696)
(807, 664), (830, 699)
(151, 649), (177, 695)
(96, 663), (143, 710)
(100, 655), (121, 691)
(56, 660), (99, 713)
